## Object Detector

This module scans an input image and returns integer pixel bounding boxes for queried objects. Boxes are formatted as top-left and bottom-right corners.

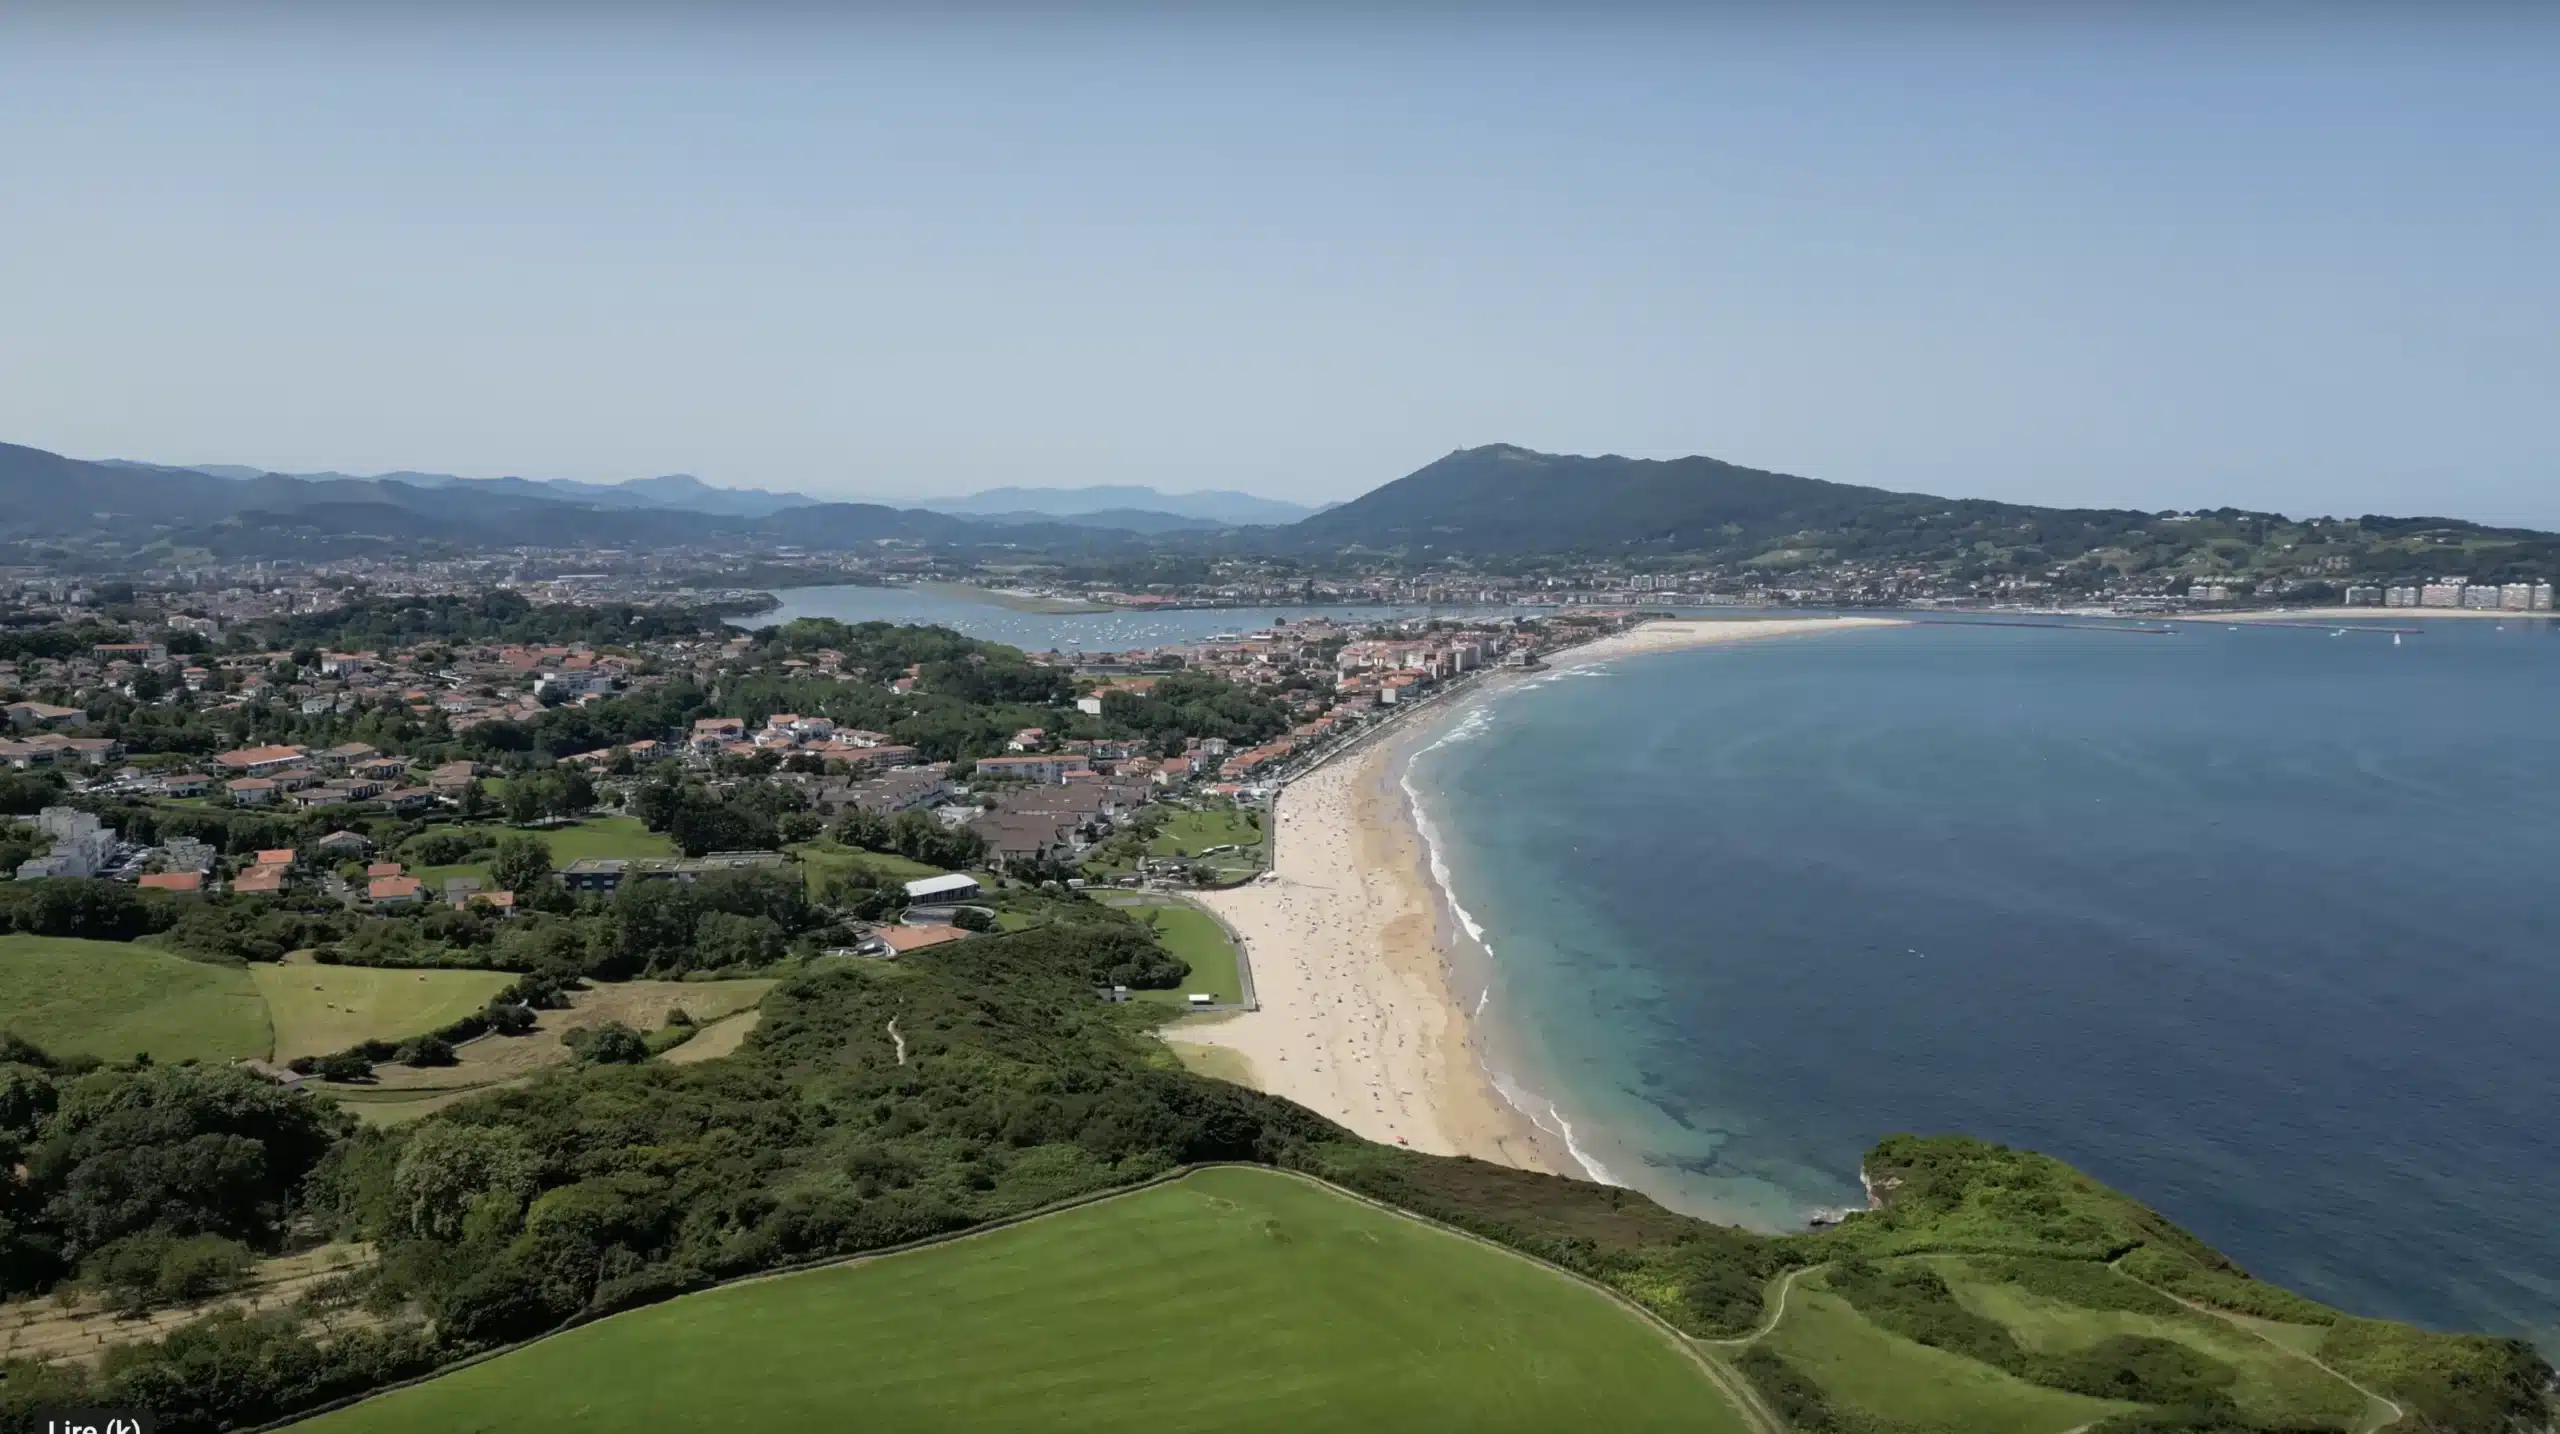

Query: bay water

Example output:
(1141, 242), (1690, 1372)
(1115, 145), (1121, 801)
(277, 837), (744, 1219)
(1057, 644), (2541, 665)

(1405, 618), (2560, 1348)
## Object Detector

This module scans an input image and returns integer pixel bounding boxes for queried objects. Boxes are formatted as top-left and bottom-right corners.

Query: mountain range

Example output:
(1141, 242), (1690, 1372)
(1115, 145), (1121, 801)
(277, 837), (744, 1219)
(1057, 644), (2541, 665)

(100, 461), (1318, 531)
(21, 441), (2557, 576)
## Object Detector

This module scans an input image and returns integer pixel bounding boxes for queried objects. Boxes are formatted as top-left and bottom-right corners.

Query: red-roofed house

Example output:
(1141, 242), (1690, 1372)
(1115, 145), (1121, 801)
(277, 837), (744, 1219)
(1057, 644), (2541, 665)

(213, 744), (309, 775)
(234, 865), (288, 895)
(368, 875), (424, 905)
(138, 871), (204, 897)
(873, 924), (967, 955)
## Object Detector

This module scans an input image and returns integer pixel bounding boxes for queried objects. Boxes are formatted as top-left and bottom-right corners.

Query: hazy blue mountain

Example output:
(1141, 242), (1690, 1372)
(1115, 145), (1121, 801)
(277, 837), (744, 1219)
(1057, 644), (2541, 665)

(98, 459), (818, 518)
(12, 442), (1153, 558)
(947, 507), (1229, 535)
(921, 485), (1317, 526)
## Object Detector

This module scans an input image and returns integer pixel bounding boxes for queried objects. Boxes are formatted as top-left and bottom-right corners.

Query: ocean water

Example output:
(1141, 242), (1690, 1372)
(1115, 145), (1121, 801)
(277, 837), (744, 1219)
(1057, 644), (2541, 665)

(1406, 618), (2560, 1349)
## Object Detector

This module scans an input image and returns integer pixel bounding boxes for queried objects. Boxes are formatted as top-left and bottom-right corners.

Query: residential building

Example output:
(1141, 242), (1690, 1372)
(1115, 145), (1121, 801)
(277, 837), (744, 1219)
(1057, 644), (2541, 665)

(233, 865), (288, 896)
(3, 701), (85, 730)
(872, 924), (967, 955)
(138, 872), (205, 897)
(213, 743), (310, 776)
(972, 754), (1091, 784)
(15, 807), (118, 881)
(368, 875), (425, 905)
(226, 777), (278, 805)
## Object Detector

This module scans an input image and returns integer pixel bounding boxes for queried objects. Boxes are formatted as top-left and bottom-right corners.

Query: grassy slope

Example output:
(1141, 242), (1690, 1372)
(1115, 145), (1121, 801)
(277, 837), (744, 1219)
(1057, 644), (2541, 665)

(250, 964), (518, 1061)
(292, 1166), (1748, 1434)
(1297, 1137), (2554, 1434)
(789, 839), (951, 891)
(0, 934), (271, 1063)
(1125, 902), (1243, 1006)
(1945, 1264), (2372, 1429)
(1761, 1286), (2126, 1434)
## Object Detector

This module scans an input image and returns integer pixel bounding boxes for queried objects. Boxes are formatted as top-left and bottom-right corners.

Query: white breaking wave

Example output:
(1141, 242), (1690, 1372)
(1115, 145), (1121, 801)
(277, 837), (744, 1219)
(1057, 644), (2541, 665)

(1417, 702), (1496, 752)
(1489, 1070), (1622, 1187)
(1401, 761), (1490, 951)
(1407, 696), (1621, 1190)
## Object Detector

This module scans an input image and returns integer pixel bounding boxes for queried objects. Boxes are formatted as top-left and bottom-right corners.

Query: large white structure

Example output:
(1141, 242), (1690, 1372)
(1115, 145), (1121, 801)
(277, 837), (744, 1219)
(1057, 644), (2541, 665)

(15, 807), (117, 881)
(903, 873), (984, 904)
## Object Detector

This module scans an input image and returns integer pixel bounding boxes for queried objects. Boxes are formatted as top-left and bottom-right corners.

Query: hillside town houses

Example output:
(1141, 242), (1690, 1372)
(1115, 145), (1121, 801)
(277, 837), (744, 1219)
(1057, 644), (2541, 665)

(4, 582), (1620, 902)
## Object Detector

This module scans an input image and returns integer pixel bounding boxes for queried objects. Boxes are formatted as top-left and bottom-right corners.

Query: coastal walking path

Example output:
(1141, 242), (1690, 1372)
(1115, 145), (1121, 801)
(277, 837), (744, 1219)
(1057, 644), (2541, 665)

(2109, 1259), (2406, 1433)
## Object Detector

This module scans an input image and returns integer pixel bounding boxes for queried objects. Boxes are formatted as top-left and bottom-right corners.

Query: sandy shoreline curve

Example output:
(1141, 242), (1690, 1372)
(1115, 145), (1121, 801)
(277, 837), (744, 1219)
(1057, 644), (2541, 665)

(1168, 614), (1903, 1177)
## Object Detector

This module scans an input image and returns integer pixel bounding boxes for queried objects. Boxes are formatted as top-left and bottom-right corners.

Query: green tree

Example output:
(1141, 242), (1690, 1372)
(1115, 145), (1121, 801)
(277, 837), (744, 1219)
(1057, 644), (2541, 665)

(488, 834), (554, 897)
(502, 781), (545, 827)
(391, 1121), (540, 1243)
(30, 1064), (345, 1260)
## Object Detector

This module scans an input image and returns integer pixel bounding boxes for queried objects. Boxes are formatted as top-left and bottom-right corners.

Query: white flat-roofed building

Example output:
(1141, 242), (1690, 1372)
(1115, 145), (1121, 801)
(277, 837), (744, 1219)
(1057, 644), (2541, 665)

(903, 873), (983, 904)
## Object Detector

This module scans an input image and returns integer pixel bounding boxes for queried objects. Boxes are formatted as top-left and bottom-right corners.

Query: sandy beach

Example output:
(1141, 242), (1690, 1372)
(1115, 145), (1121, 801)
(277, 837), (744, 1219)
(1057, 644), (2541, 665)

(1169, 614), (1902, 1176)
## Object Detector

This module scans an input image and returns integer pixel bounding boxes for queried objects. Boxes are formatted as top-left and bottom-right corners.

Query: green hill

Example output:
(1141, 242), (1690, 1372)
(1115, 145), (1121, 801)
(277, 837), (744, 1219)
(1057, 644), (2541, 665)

(1273, 444), (2560, 583)
(0, 934), (270, 1064)
(291, 1166), (1745, 1434)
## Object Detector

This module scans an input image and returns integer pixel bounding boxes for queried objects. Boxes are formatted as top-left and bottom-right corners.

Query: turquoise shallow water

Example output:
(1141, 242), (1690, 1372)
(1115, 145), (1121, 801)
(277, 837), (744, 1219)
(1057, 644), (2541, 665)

(1406, 618), (2560, 1349)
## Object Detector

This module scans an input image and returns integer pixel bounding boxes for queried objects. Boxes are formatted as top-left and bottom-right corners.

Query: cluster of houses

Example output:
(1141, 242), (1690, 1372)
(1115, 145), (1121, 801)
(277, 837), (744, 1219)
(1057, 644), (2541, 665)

(681, 713), (921, 769)
(0, 636), (649, 756)
(208, 741), (447, 811)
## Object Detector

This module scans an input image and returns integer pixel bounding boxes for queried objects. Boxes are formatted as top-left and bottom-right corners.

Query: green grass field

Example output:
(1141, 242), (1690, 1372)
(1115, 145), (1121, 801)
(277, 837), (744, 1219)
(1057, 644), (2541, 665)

(0, 934), (273, 1063)
(251, 964), (520, 1061)
(1147, 806), (1267, 878)
(443, 816), (675, 864)
(1122, 901), (1244, 1006)
(790, 839), (952, 893)
(1761, 1286), (2127, 1434)
(290, 1166), (1747, 1434)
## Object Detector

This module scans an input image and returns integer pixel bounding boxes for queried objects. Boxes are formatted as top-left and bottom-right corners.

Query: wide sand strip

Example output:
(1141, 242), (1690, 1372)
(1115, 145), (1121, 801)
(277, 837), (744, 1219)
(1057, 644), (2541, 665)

(1175, 615), (1900, 1173)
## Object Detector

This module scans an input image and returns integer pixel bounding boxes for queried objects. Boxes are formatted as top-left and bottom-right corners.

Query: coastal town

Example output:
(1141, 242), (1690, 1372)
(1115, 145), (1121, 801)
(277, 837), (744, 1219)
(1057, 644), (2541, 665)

(2, 591), (1614, 921)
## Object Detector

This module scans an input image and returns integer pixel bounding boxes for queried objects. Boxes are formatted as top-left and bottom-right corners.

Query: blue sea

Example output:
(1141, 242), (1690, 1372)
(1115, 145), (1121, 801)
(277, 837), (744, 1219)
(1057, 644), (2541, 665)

(1403, 618), (2560, 1350)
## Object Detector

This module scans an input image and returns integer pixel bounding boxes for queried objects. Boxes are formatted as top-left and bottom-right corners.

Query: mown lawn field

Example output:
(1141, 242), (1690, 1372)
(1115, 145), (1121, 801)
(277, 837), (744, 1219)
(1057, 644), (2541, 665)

(1147, 806), (1266, 879)
(291, 1165), (1748, 1434)
(1122, 901), (1244, 1006)
(0, 934), (272, 1063)
(251, 963), (519, 1061)
(442, 816), (675, 864)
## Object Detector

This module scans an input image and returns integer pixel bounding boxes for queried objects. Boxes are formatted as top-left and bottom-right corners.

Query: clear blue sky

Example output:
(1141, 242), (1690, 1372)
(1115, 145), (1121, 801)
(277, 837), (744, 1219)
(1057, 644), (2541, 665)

(3, 7), (2554, 523)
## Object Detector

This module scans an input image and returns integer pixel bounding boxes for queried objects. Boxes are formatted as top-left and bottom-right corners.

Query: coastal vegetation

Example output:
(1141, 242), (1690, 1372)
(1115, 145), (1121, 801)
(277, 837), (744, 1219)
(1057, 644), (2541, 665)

(0, 920), (2538, 1434)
